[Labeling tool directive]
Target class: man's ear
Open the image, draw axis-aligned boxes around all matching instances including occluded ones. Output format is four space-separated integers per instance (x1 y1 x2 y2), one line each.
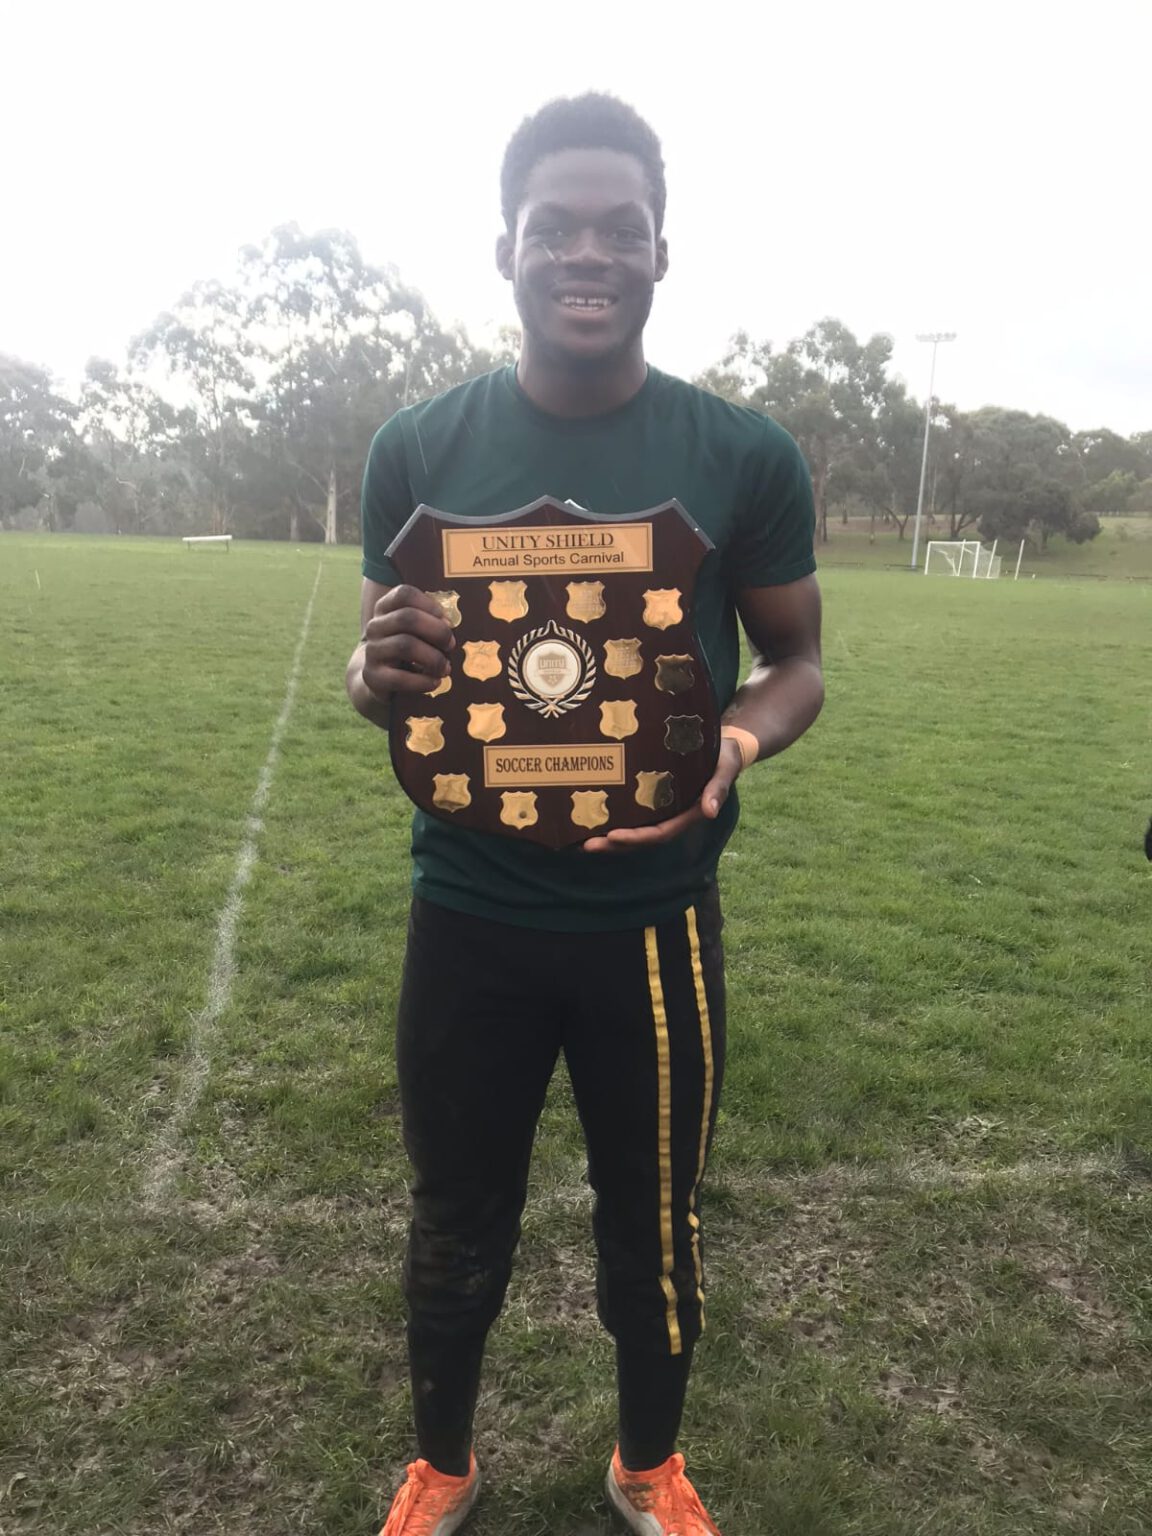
496 231 514 281
655 236 669 283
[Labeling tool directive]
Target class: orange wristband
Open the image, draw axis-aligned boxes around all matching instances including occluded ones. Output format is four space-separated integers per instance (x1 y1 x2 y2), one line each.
721 725 759 772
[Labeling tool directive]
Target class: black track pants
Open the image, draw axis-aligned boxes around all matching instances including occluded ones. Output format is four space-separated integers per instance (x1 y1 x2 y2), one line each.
396 887 726 1358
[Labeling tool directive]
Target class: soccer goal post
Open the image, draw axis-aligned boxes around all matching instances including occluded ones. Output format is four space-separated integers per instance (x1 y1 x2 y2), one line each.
924 539 1001 578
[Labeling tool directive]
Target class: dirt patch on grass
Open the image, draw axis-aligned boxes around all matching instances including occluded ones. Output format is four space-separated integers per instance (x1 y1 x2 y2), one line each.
1018 1238 1131 1338
503 1242 600 1338
725 1187 879 1352
876 1367 964 1415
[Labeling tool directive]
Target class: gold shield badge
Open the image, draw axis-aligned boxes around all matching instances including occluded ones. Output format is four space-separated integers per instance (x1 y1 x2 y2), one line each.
565 581 607 623
467 702 506 743
427 671 452 698
604 638 643 680
635 770 676 811
642 589 683 630
500 791 539 829
664 715 704 754
432 773 471 813
571 790 610 829
489 580 529 622
428 590 462 628
599 700 639 740
655 654 694 694
462 640 502 681
405 717 445 756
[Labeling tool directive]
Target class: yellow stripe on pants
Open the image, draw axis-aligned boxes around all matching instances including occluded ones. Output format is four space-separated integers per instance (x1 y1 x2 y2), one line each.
645 925 682 1355
685 906 715 1321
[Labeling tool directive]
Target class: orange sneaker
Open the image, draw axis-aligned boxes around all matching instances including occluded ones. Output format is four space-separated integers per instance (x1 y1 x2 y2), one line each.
606 1447 722 1534
378 1453 480 1535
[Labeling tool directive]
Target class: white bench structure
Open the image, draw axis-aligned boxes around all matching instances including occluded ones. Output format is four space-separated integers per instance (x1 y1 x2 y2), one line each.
182 535 232 551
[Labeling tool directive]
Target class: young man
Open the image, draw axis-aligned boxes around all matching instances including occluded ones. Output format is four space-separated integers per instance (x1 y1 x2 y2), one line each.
347 94 823 1536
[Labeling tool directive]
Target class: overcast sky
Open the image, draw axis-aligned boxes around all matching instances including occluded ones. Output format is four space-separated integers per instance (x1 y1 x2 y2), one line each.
5 0 1149 432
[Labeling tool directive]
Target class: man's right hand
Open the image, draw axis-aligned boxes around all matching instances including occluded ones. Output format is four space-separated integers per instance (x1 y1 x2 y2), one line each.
361 584 456 700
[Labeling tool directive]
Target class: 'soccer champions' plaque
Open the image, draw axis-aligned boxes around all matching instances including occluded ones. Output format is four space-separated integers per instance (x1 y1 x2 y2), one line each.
385 498 720 849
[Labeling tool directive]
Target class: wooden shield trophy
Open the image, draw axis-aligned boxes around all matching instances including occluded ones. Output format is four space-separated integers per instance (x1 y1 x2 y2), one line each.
385 498 720 850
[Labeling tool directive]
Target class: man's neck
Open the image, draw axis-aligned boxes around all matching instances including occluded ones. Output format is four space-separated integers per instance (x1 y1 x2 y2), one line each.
516 340 648 419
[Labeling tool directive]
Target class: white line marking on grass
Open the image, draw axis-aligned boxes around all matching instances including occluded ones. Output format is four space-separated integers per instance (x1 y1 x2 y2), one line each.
167 1152 1135 1227
13 1152 1142 1232
142 562 324 1212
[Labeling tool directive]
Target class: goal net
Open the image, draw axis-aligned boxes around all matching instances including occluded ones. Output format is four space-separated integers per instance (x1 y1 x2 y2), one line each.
924 540 1002 579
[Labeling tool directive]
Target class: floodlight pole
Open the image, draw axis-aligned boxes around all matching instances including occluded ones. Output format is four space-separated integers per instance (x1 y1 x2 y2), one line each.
910 332 956 570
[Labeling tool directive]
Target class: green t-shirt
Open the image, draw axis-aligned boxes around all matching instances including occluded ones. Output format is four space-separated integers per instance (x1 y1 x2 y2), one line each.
361 364 815 931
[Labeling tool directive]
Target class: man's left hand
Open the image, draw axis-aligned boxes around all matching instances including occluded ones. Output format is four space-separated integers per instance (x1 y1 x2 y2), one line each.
581 738 744 854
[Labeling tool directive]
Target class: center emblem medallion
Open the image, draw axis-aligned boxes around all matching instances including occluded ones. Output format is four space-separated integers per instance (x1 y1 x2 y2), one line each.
509 619 596 718
523 638 581 699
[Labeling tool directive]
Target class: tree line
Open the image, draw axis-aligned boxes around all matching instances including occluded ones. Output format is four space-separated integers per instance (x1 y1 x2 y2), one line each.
3 226 1151 551
701 324 1152 551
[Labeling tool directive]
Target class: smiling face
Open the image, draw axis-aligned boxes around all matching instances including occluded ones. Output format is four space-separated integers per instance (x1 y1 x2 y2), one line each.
497 147 668 369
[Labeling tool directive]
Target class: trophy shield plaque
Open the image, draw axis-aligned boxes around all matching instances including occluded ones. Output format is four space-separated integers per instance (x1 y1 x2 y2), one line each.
385 497 720 850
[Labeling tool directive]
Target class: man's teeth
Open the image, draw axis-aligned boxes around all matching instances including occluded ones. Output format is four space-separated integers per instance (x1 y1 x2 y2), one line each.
558 295 614 308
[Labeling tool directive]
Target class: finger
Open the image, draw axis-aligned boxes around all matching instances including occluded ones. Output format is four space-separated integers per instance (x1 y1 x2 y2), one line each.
582 804 705 853
366 633 452 677
363 663 448 697
373 584 447 620
701 741 745 816
700 770 735 818
366 606 456 653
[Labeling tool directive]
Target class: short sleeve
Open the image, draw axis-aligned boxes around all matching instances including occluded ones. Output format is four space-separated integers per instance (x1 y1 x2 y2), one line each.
731 420 817 587
361 413 415 585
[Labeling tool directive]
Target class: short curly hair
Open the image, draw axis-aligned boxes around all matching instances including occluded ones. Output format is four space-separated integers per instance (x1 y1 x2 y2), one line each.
500 93 666 235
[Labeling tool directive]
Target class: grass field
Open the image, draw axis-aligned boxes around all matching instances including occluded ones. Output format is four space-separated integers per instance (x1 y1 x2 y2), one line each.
819 514 1152 581
2 533 1151 1536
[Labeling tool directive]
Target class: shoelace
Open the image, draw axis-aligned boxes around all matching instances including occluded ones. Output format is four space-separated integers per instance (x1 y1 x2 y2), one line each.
383 1461 466 1535
619 1454 720 1535
382 1464 426 1534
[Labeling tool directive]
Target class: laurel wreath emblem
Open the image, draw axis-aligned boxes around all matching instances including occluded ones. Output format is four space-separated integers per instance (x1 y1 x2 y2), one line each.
508 619 597 718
